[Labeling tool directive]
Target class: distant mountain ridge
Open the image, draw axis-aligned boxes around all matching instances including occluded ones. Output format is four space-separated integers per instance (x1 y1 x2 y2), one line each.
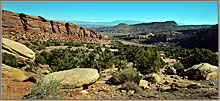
56 20 146 28
57 20 214 28
131 21 178 26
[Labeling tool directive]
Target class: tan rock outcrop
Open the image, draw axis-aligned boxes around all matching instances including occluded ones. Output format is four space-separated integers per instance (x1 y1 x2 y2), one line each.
2 64 28 81
185 63 218 80
2 38 35 62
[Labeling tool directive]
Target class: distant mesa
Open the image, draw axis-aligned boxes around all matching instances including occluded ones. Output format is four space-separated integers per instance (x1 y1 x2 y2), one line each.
95 20 212 34
132 21 178 26
115 23 129 27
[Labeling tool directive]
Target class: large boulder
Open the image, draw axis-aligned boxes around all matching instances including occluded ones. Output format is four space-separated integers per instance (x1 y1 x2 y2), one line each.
185 63 218 80
2 64 28 81
40 68 100 88
2 38 35 62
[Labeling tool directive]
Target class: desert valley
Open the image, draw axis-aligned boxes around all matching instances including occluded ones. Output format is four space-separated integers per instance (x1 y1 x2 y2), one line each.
1 9 219 100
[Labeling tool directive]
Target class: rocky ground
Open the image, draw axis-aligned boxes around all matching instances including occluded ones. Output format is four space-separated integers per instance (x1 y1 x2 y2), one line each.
59 67 218 99
2 62 218 100
2 78 36 99
1 38 218 100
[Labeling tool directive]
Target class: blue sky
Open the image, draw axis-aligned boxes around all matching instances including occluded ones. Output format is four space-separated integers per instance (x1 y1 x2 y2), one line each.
2 2 218 25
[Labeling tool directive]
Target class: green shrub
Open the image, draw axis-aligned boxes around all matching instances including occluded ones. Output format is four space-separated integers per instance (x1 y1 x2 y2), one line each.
112 67 143 84
113 58 127 70
98 48 115 69
72 42 83 47
22 79 63 99
2 53 19 67
25 62 40 73
24 42 30 47
42 40 54 47
34 43 165 74
53 41 62 46
79 47 115 72
32 41 39 45
87 43 97 49
67 45 72 48
179 48 218 68
121 46 165 75
64 41 84 47
36 45 46 50
35 56 46 64
36 49 79 72
162 48 218 68
80 52 101 72
50 56 79 72
30 45 37 51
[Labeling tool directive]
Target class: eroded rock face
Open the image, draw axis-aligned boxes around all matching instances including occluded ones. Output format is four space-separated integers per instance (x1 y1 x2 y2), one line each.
2 64 28 81
2 10 23 29
185 63 218 80
18 13 53 33
2 38 35 62
40 68 100 88
2 10 105 41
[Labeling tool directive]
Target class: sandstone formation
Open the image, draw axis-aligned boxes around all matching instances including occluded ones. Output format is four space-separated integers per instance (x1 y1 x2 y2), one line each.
40 68 100 88
2 64 28 81
2 38 35 62
184 63 218 80
2 10 106 41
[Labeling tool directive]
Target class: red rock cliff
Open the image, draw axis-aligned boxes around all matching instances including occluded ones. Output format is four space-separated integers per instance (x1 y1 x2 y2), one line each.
2 10 106 42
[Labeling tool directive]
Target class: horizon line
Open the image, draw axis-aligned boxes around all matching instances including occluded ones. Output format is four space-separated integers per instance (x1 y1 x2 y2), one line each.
3 9 218 26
